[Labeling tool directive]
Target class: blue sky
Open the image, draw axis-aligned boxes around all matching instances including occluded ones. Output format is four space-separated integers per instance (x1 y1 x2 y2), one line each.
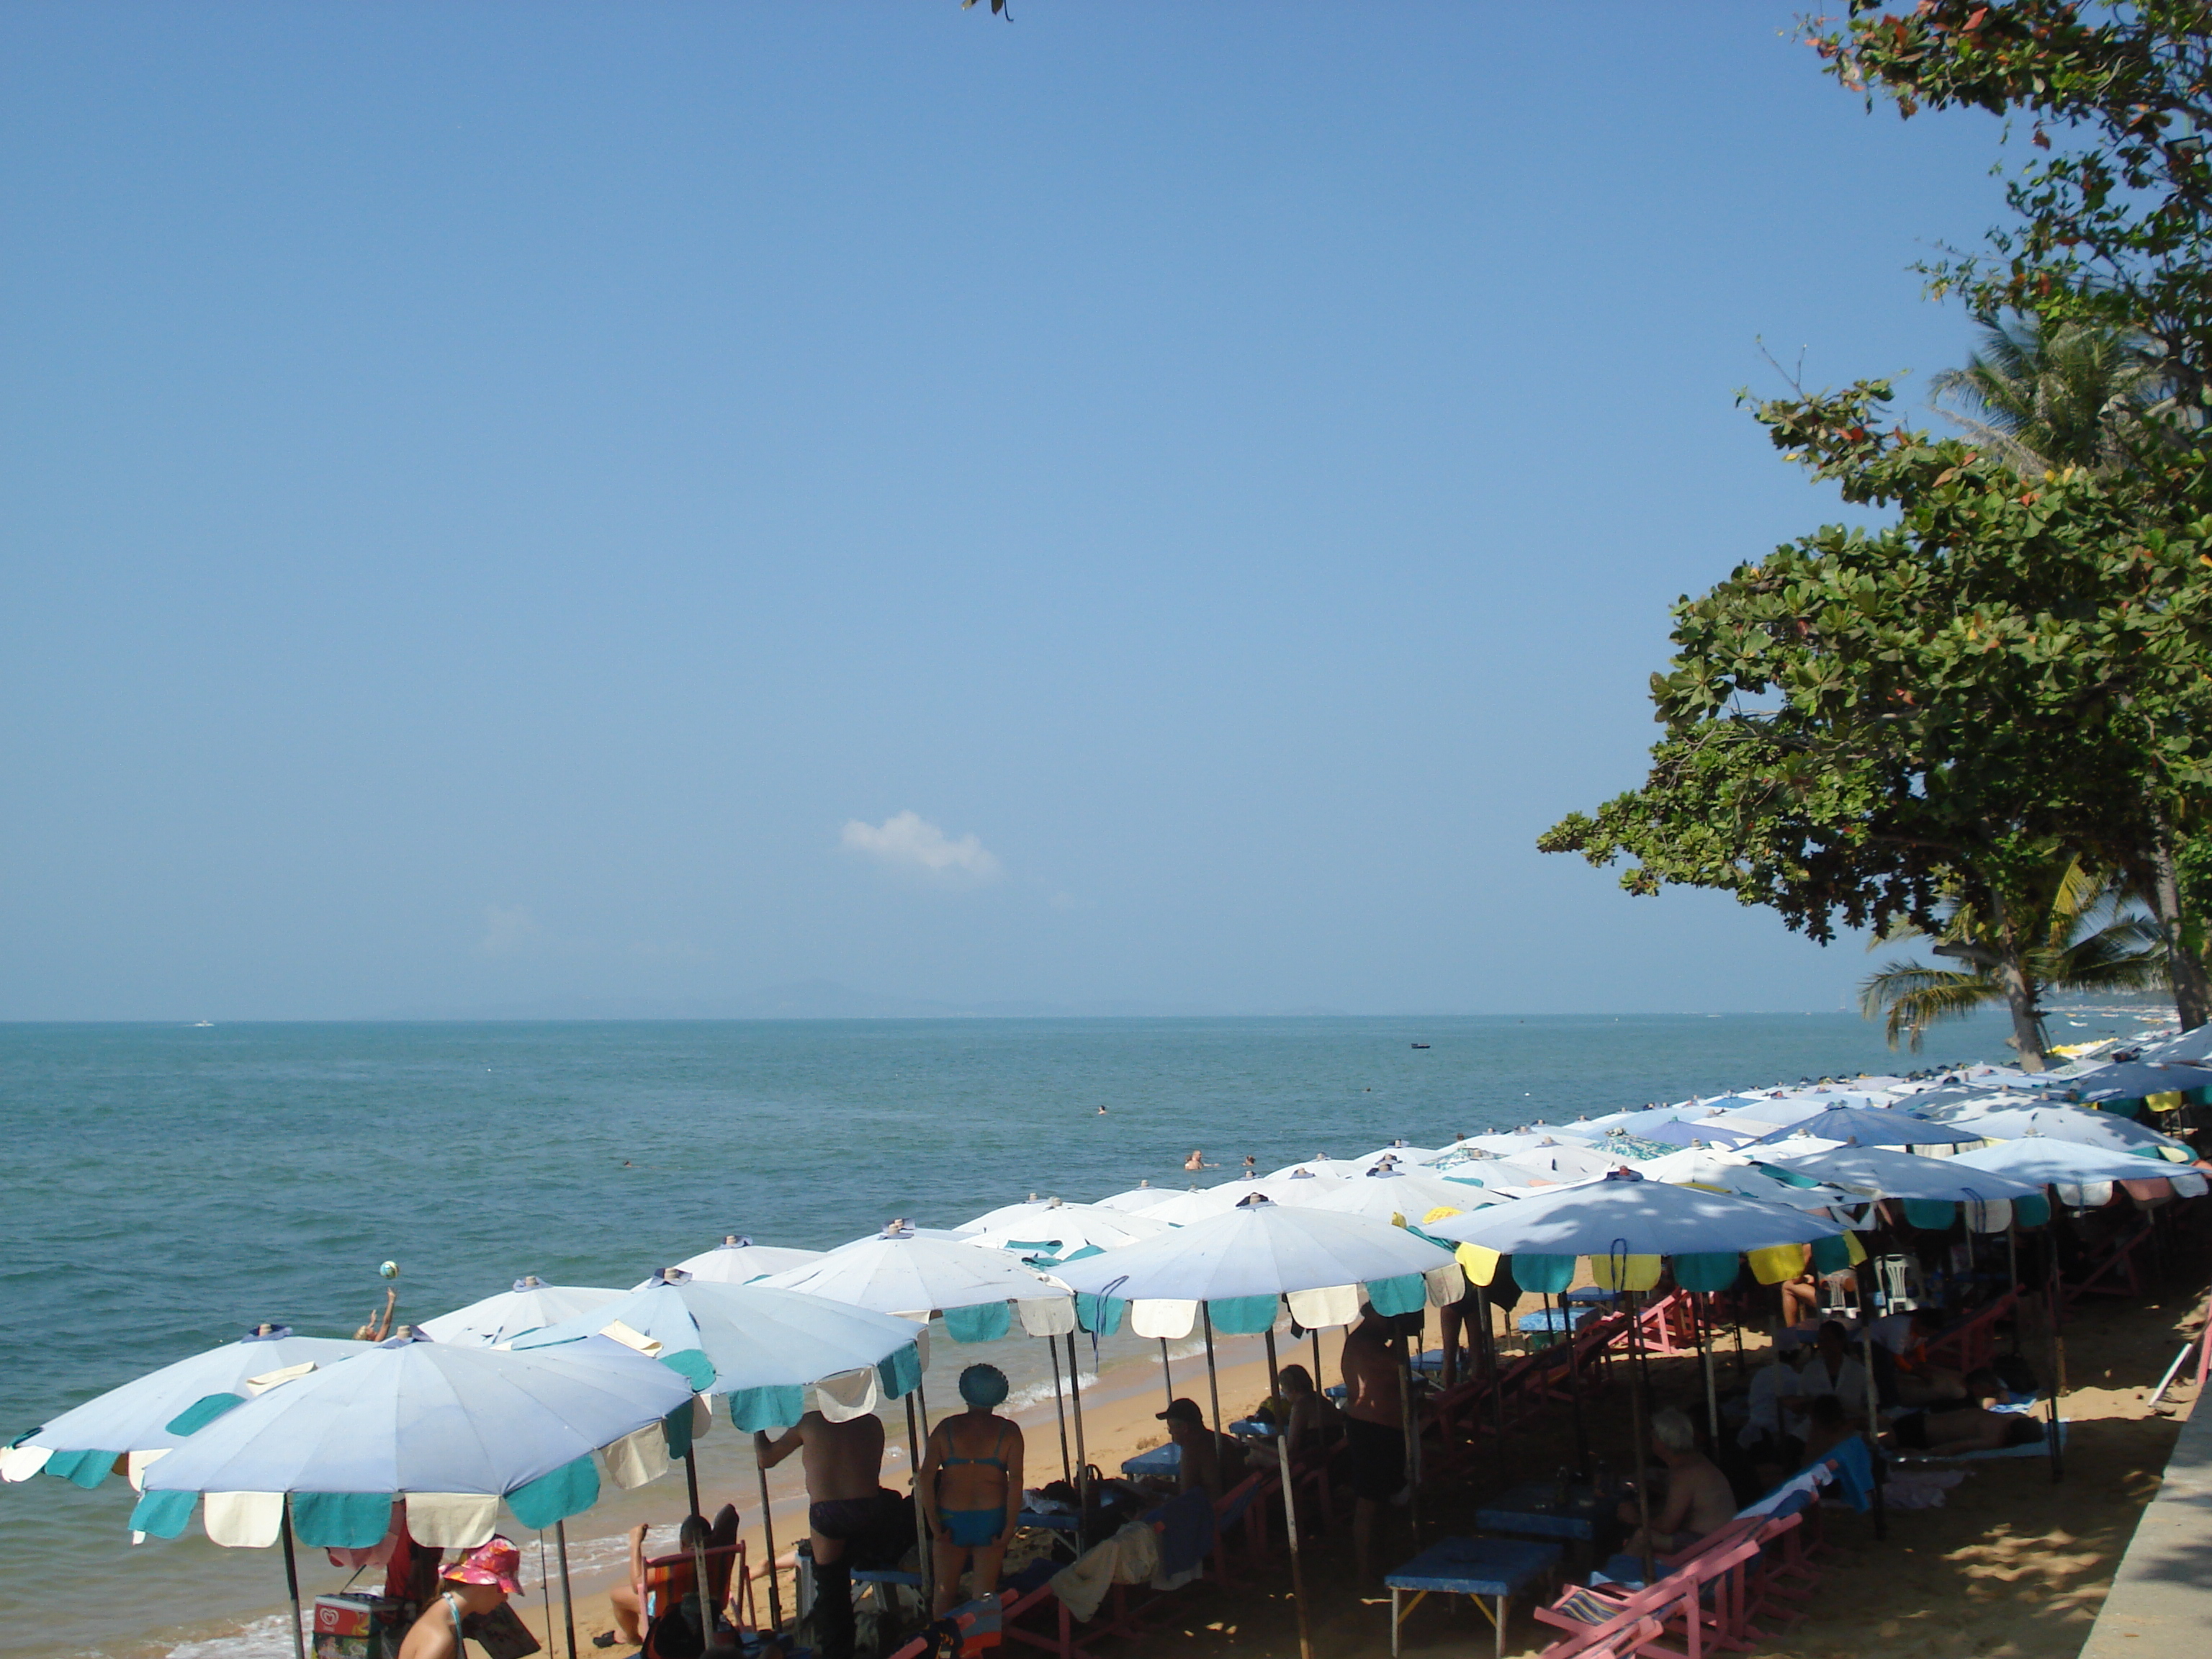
1 4 2026 1019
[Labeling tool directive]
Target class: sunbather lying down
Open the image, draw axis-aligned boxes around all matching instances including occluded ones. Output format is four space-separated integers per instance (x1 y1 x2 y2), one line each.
1884 1369 2044 1455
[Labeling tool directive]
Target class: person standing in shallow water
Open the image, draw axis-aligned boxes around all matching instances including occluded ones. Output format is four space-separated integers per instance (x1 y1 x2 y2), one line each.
918 1364 1026 1617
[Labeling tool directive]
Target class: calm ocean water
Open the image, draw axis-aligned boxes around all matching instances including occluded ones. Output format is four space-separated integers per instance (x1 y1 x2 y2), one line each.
0 1010 2054 1657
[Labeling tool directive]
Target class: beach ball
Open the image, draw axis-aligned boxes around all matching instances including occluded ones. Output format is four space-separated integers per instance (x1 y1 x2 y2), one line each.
379 1260 400 1280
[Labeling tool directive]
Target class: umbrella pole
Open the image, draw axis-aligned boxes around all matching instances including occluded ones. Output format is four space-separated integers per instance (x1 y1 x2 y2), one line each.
1310 1326 1324 1390
1065 1331 1092 1538
1159 1338 1174 1411
2009 1224 2023 1354
1486 1300 1509 1485
1046 1339 1071 1483
537 1534 555 1655
2047 1251 2068 1484
755 1443 783 1632
1201 1305 1224 1437
1862 1316 1888 1542
1552 1291 1591 1480
1625 1290 1655 1585
556 1520 579 1659
1398 1333 1420 1541
1263 1327 1314 1659
682 1452 716 1643
905 1390 936 1619
1699 1294 1721 1447
279 1498 307 1659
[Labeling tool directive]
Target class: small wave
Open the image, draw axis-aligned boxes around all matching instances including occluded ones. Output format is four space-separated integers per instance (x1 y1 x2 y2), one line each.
1004 1371 1098 1413
167 1611 301 1659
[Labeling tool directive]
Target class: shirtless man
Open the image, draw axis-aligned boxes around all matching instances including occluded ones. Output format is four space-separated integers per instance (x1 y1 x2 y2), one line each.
1184 1149 1216 1172
1885 1370 2045 1455
1617 1410 1735 1557
757 1412 894 1659
1339 1311 1407 1584
395 1538 520 1659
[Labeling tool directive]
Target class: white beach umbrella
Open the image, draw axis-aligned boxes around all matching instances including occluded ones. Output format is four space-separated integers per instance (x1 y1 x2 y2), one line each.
1632 1148 1860 1214
1094 1180 1175 1213
1263 1154 1364 1180
1931 1103 2194 1161
1948 1135 2208 1200
1053 1193 1455 1305
1 1327 365 1489
135 1328 700 1659
1346 1143 1438 1172
1192 1168 1353 1214
1122 1184 1224 1225
1421 1169 1844 1259
757 1224 1065 1328
419 1278 626 1347
1303 1166 1503 1226
958 1202 1172 1259
136 1334 694 1540
1757 1143 2044 1205
1745 1107 1985 1150
662 1236 826 1285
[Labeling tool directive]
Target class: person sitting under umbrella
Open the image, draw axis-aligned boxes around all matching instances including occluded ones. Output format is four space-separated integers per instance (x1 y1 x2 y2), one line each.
919 1364 1026 1618
1145 1398 1247 1503
396 1537 521 1659
1616 1410 1735 1557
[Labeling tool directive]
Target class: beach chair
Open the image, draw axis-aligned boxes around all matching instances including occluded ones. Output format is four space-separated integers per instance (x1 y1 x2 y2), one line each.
2063 1216 2154 1308
1920 1289 2013 1375
639 1541 751 1659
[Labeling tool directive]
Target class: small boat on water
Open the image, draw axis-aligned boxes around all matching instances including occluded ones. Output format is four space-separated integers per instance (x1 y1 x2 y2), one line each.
1411 1042 1431 1050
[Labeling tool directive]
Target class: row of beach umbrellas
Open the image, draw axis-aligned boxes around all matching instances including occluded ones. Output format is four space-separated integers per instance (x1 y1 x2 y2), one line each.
6 1074 2204 1659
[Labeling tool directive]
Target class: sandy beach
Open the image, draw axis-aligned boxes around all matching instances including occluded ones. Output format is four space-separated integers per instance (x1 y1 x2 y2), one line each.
526 1274 2204 1659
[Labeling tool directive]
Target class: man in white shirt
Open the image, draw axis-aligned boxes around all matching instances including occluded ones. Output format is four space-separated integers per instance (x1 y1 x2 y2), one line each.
1791 1321 1871 1429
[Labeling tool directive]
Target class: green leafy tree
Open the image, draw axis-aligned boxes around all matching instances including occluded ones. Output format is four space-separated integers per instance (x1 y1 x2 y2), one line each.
1928 312 2172 474
1861 855 2164 1054
1539 382 2212 1065
1808 3 2212 433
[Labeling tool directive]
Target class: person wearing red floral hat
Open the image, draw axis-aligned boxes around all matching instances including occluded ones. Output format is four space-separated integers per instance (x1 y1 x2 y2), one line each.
396 1535 522 1659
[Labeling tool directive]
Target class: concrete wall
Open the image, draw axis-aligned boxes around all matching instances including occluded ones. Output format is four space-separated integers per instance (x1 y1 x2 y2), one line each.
2078 1385 2211 1657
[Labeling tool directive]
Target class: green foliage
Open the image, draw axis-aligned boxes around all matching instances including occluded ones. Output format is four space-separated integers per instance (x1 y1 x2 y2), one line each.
1540 381 2212 936
1860 856 2164 1051
1540 381 2212 1064
1928 313 2174 473
1807 3 2212 435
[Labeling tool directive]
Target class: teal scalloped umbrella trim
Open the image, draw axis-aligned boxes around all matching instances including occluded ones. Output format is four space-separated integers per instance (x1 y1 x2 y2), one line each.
42 1447 115 1489
876 1343 922 1402
1205 1295 1279 1336
941 1302 1012 1344
292 1491 395 1550
128 1488 198 1538
727 1385 806 1432
508 1455 601 1531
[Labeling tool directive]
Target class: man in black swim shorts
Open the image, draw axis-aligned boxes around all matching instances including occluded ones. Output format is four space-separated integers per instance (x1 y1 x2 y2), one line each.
758 1411 905 1659
1339 1310 1408 1584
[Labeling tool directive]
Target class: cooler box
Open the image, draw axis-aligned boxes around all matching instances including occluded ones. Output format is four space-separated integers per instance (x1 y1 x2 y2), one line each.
313 1593 406 1659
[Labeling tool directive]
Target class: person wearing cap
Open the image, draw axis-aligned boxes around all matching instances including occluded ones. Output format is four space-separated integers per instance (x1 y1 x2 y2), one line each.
917 1364 1025 1618
395 1536 521 1659
1151 1398 1245 1503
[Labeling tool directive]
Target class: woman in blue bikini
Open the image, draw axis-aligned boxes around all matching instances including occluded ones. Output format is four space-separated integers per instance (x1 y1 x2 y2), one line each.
918 1364 1027 1617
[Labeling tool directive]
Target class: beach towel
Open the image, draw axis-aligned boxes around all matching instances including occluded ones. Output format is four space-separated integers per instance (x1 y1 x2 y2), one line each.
1897 1422 2067 1462
1047 1521 1159 1622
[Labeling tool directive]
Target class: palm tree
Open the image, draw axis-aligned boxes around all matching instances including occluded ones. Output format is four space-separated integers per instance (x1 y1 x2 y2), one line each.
1861 858 2166 1068
1927 313 2173 475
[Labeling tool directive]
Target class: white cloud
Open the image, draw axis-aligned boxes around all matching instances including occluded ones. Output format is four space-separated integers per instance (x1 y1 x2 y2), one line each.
840 811 1002 884
477 904 544 957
